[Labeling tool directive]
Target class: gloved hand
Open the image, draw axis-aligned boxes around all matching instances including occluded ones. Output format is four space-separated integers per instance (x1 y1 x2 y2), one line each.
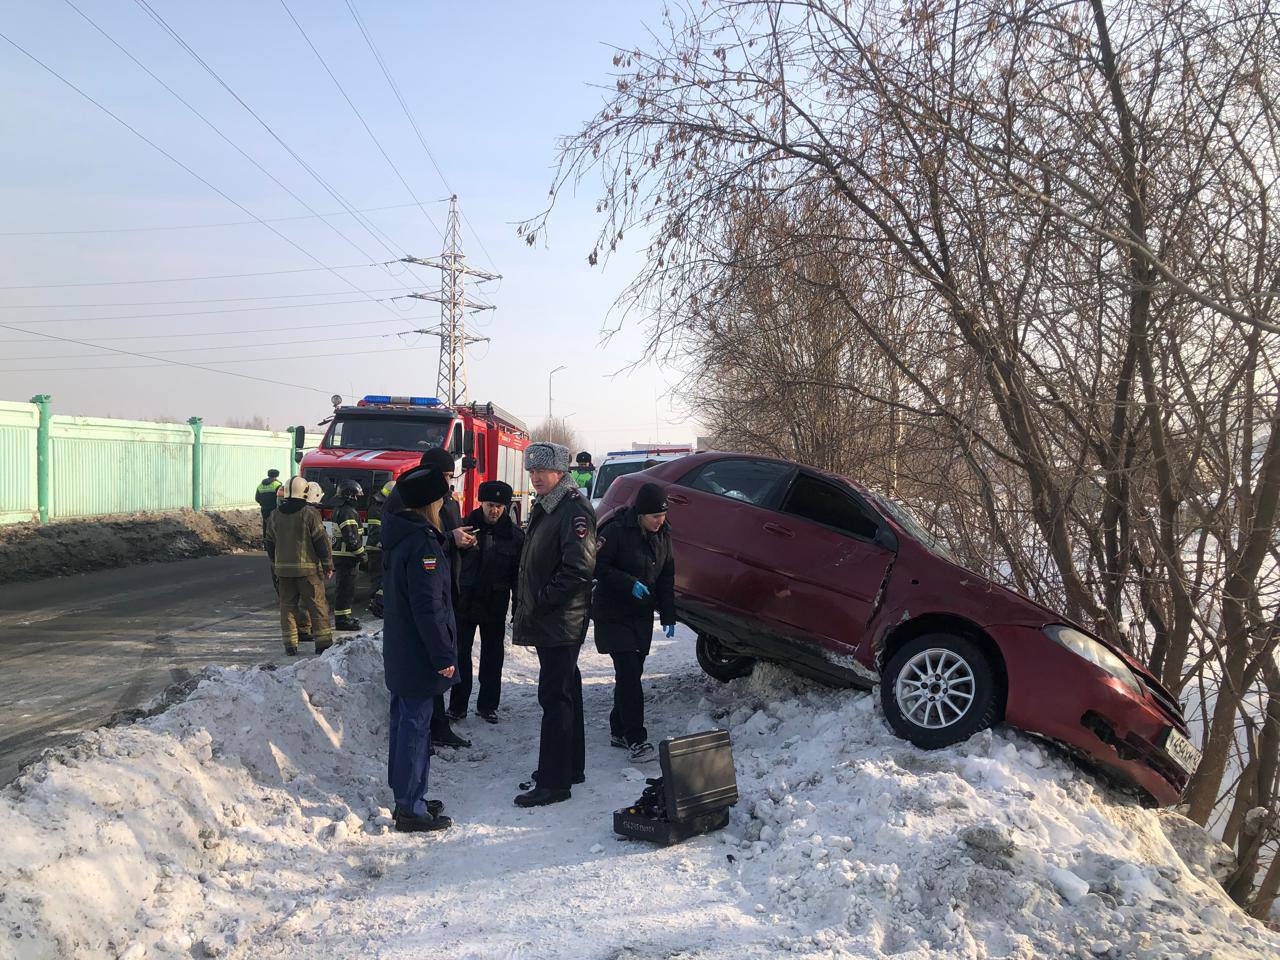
663 624 676 638
631 581 651 600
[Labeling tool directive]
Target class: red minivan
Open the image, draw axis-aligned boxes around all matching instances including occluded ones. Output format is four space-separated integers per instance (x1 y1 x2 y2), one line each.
598 452 1200 805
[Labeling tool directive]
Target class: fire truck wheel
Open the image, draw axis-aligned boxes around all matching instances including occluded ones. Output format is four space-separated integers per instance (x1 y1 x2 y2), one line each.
696 634 755 682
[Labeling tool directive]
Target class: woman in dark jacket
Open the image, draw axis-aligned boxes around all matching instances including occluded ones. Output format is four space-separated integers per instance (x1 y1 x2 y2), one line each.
381 466 458 833
592 482 676 763
448 480 525 722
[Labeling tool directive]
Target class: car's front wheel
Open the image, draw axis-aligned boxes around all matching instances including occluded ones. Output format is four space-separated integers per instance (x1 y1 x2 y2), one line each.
880 633 999 749
696 633 755 682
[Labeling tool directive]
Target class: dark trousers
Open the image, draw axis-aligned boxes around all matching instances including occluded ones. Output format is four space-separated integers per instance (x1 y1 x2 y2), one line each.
387 694 434 817
449 619 506 715
609 651 648 746
367 548 383 593
333 556 360 617
535 645 585 790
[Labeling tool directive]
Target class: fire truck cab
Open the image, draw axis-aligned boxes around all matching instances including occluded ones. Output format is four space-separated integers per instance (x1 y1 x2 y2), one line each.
300 395 530 522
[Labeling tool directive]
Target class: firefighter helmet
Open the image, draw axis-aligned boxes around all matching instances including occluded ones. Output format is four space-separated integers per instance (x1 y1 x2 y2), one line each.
337 479 363 501
285 476 309 500
304 481 324 505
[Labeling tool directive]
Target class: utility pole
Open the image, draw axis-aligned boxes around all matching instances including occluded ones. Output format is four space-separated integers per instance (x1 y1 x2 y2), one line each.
400 195 499 405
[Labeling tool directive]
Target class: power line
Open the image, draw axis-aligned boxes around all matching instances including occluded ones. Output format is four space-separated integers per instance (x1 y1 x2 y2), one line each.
345 0 499 270
0 201 431 238
0 28 400 316
0 315 433 343
2 328 431 363
0 286 417 309
278 0 442 244
10 342 435 373
4 296 411 326
0 262 392 291
132 0 441 273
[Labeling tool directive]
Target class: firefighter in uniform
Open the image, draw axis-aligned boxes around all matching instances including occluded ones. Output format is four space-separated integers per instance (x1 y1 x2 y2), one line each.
255 468 283 539
365 482 390 618
265 476 334 655
513 441 597 807
331 479 366 632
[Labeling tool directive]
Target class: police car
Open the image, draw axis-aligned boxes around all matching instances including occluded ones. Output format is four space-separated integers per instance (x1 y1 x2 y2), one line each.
588 448 693 510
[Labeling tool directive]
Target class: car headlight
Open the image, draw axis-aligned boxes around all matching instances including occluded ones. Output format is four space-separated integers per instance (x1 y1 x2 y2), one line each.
1043 625 1144 699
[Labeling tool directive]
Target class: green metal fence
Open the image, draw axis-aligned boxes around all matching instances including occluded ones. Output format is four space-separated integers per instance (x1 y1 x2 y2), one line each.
0 395 305 524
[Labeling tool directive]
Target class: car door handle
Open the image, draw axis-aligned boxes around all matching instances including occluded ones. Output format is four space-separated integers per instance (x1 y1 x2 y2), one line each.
763 522 794 538
667 493 689 505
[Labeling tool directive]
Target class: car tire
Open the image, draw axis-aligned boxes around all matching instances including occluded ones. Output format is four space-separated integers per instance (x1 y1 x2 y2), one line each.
696 634 754 682
880 633 999 749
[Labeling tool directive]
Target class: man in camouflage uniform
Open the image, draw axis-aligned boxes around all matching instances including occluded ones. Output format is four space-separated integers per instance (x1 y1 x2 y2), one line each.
265 476 334 655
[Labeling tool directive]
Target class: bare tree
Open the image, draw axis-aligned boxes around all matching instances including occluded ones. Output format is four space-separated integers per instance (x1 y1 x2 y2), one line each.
532 416 582 452
532 0 1280 914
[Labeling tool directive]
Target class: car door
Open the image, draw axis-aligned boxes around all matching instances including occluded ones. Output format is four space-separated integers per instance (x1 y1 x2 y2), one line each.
748 471 894 657
665 458 795 630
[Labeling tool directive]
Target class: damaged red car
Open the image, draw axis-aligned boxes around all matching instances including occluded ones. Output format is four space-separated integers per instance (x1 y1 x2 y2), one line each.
598 451 1200 806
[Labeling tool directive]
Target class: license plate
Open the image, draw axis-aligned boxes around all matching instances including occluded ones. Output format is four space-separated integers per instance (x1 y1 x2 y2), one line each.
1162 728 1202 776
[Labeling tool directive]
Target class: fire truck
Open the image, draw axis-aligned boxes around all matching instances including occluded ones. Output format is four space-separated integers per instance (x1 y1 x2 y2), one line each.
298 395 531 522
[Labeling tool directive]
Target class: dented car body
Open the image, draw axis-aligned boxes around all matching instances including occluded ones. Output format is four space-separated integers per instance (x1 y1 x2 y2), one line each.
599 451 1198 805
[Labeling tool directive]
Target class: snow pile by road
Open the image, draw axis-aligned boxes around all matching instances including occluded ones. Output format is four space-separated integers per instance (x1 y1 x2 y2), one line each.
2 626 1276 960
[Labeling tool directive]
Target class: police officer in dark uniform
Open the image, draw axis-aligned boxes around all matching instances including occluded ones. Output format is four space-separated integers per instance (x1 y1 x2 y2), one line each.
448 479 524 723
513 441 597 807
331 479 365 632
380 447 476 749
592 481 676 763
255 468 283 540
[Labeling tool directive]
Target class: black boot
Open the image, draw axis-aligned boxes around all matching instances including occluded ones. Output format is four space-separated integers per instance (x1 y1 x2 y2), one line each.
366 593 384 618
514 786 571 808
433 724 471 749
394 811 452 833
394 800 443 820
335 614 362 632
519 769 585 791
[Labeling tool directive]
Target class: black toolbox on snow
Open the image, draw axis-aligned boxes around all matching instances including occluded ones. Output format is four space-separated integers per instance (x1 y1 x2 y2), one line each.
613 729 738 845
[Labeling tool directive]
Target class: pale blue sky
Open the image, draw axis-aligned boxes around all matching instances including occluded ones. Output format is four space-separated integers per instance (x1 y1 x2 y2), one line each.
0 0 698 453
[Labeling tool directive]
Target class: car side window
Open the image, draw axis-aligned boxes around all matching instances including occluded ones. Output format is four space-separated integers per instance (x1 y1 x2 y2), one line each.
680 459 793 508
781 473 880 540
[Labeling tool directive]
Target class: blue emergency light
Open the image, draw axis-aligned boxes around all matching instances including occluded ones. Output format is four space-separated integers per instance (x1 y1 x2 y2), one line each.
360 395 441 407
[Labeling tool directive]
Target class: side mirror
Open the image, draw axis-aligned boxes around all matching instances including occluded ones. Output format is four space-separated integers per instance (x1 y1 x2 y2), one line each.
294 450 304 464
449 423 464 456
463 430 475 456
461 456 478 472
874 526 899 551
293 425 306 448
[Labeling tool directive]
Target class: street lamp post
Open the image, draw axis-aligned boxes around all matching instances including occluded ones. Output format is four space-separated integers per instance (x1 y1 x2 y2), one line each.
548 364 566 422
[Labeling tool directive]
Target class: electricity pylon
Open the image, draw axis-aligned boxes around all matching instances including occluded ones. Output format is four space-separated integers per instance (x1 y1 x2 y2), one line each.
400 195 499 405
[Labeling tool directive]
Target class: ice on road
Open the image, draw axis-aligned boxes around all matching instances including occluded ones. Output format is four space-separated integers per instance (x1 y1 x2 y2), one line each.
2 624 1276 960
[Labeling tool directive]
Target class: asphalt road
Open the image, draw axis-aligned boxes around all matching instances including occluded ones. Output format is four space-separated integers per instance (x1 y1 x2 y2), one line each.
0 553 302 785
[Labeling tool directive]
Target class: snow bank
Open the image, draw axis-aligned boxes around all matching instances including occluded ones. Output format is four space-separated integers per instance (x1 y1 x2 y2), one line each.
2 630 1276 960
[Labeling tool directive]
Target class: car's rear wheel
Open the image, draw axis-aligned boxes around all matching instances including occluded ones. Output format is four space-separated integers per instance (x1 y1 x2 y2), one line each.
880 633 998 749
696 634 755 682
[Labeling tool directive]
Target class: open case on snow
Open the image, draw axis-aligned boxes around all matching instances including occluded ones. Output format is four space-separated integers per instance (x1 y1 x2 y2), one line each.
613 729 738 845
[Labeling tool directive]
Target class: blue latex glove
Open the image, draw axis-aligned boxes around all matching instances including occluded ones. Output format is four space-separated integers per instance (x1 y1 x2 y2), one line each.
663 624 676 638
631 581 651 600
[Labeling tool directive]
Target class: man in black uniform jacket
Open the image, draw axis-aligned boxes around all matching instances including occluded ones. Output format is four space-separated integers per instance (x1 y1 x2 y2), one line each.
592 481 676 764
513 441 597 807
448 480 524 723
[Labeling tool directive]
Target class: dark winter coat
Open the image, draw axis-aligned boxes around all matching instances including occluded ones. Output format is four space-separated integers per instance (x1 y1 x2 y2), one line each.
265 499 333 577
457 507 524 624
255 477 282 517
380 507 458 699
385 482 464 596
592 506 676 655
513 479 597 649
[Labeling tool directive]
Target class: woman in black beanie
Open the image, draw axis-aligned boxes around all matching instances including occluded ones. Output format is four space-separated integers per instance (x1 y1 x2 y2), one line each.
379 466 458 832
591 481 677 763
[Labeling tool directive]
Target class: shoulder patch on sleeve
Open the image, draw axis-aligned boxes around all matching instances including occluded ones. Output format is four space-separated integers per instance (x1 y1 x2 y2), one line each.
572 515 589 539
422 556 438 572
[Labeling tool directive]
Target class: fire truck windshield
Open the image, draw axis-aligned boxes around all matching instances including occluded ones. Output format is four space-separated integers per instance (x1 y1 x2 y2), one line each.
324 414 451 453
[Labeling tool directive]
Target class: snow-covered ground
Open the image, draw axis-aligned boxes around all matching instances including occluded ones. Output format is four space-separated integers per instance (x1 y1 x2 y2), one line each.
2 624 1277 960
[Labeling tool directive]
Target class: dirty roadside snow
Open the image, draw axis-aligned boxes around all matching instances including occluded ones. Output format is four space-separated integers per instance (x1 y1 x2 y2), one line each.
1 627 1275 960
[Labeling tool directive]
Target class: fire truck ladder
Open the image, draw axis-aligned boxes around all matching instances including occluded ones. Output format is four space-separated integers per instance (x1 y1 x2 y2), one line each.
400 195 500 405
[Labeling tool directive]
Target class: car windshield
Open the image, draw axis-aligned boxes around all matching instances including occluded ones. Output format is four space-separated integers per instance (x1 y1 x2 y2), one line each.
594 460 659 499
325 415 450 452
868 490 956 561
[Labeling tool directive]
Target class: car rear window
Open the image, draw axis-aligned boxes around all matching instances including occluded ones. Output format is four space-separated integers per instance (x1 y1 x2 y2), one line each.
680 459 793 507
